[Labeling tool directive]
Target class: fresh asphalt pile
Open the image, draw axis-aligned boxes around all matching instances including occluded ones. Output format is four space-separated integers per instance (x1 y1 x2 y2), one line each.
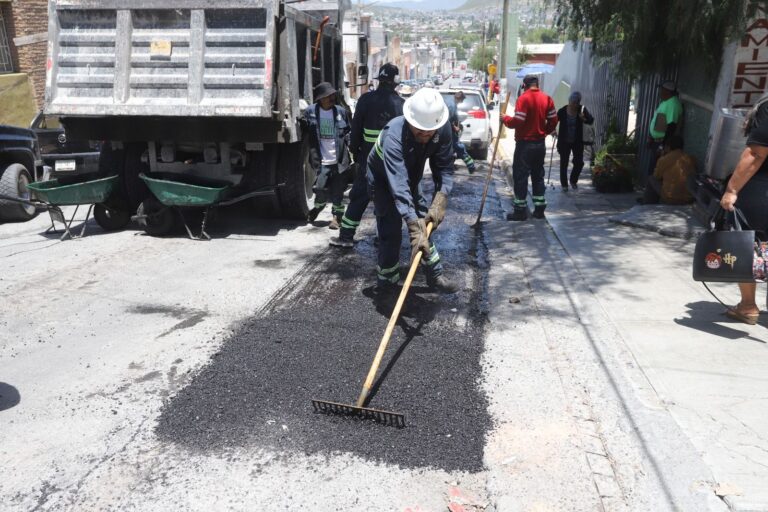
156 172 499 472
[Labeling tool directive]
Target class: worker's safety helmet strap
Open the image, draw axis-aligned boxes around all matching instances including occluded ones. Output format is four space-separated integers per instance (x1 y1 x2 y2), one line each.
403 88 449 132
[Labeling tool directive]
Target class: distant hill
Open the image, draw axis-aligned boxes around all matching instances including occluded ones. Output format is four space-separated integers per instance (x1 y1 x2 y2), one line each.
454 0 500 11
375 0 466 11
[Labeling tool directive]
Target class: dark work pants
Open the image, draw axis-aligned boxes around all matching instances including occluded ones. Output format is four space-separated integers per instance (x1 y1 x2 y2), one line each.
453 133 475 170
313 164 346 218
641 175 662 204
512 139 547 212
339 153 372 239
371 179 443 284
558 142 584 187
648 141 664 175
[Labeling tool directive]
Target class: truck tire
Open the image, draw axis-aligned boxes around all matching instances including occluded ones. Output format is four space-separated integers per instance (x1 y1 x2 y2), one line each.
277 137 314 220
93 203 131 231
0 163 36 222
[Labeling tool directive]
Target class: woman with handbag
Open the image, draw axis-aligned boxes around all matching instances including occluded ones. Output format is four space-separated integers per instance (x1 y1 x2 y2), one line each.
719 95 768 324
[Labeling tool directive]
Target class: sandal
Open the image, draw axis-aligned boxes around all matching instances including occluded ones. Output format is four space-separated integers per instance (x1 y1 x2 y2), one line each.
725 307 759 325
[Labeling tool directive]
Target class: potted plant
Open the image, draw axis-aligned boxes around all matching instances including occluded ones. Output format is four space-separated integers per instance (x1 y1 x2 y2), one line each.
591 130 638 193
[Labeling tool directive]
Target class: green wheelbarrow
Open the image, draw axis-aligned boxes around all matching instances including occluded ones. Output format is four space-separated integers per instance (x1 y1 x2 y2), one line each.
24 175 129 240
134 174 275 240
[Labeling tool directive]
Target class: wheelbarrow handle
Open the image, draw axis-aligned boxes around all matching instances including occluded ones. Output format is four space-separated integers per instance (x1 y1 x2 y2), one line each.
0 193 44 209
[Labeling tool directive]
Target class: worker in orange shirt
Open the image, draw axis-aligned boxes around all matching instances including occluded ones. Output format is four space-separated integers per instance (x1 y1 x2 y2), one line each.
501 75 558 220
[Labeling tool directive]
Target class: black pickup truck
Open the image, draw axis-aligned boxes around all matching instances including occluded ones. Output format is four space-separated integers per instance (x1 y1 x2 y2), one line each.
30 112 101 182
0 125 44 222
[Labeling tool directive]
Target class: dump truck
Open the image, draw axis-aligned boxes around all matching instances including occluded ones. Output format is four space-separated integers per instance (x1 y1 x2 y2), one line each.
43 0 350 231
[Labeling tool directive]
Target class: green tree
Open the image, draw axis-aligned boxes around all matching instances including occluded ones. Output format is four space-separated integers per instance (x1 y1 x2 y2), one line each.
522 27 563 44
469 45 497 72
553 0 763 76
517 46 532 64
486 21 499 40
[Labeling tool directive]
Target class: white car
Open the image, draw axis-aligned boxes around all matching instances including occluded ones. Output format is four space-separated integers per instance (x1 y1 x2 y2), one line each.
440 89 492 160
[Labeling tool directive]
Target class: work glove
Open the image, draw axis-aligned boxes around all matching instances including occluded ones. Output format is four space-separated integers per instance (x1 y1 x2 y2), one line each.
425 191 448 229
407 218 430 263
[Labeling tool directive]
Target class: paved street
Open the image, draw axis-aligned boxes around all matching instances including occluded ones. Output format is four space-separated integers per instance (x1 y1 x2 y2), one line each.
1 138 767 510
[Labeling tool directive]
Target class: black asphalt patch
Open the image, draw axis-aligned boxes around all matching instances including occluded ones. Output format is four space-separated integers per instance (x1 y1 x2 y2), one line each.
156 172 499 472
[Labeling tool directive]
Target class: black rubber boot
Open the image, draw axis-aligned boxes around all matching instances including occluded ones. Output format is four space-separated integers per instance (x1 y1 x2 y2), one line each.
307 206 322 223
532 205 546 219
374 279 401 297
506 209 528 221
426 274 459 294
329 234 354 248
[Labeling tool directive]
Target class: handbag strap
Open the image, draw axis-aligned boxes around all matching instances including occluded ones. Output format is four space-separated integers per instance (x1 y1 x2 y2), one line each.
731 207 751 231
701 282 730 308
710 206 751 232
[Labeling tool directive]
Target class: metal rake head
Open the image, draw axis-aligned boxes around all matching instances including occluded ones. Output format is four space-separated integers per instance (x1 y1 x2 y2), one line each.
311 399 405 428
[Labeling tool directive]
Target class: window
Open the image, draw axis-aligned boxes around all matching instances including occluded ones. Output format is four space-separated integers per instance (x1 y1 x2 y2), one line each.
455 93 484 112
440 91 485 112
0 8 13 74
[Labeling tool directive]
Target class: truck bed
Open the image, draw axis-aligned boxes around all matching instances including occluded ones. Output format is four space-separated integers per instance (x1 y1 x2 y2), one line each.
45 0 278 118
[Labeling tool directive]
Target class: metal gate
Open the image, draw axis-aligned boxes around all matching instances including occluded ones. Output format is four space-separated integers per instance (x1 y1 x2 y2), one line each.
0 7 13 74
543 42 633 152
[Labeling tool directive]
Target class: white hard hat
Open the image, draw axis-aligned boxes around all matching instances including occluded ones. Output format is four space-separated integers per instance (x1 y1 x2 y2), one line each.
403 88 449 131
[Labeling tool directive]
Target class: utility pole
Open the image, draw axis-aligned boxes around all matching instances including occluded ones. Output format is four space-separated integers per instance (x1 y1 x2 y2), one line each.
481 20 486 75
499 0 509 80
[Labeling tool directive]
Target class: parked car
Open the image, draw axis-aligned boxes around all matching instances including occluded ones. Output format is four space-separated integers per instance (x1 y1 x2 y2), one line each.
0 125 46 222
439 89 493 160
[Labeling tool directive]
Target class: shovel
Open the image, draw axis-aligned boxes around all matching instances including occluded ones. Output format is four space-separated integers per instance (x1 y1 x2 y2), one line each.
473 91 512 228
311 222 436 428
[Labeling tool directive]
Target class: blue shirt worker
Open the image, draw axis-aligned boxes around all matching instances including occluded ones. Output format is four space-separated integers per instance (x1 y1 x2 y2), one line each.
446 91 477 174
305 82 352 228
367 88 458 294
330 63 404 248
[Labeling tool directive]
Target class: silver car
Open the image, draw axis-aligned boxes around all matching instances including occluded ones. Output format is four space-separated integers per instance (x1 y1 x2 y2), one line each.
440 89 493 160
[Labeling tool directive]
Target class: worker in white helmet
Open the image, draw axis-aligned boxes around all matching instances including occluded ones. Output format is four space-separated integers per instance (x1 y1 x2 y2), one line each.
366 88 458 294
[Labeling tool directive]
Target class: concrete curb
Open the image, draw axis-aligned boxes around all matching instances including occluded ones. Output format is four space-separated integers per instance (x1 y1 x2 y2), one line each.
608 205 706 240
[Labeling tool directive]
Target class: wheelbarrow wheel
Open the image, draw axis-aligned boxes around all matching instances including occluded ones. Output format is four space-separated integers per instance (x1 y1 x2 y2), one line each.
94 204 131 231
137 198 174 236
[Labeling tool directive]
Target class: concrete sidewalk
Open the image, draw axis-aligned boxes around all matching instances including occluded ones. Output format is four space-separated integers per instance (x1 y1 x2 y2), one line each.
485 133 768 511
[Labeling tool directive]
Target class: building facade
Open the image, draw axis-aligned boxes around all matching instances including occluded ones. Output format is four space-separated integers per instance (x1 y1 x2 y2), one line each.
0 0 48 125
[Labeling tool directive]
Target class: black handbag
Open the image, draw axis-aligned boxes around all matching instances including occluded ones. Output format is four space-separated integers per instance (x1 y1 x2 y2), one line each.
693 207 756 283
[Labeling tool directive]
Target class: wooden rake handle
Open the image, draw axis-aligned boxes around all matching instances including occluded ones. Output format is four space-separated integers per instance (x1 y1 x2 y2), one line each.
356 221 435 407
474 91 512 226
